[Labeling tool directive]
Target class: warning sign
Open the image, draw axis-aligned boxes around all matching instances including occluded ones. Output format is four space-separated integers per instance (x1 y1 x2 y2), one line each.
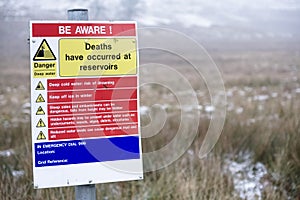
33 39 56 61
35 81 45 90
59 38 137 76
36 106 45 115
36 119 46 127
37 131 46 140
36 94 45 103
30 21 142 189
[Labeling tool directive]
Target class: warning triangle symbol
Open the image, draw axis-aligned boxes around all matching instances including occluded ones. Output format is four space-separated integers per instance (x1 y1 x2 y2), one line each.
36 106 45 115
35 81 45 90
37 131 46 140
33 39 56 61
36 118 46 127
36 94 45 103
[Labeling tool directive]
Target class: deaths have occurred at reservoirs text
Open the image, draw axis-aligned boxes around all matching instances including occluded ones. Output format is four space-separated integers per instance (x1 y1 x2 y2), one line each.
59 38 137 76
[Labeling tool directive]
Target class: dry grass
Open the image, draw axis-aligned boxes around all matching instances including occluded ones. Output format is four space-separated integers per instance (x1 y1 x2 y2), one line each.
0 49 300 199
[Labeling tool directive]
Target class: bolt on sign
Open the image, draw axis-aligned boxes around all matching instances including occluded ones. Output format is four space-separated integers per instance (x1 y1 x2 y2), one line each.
30 21 143 189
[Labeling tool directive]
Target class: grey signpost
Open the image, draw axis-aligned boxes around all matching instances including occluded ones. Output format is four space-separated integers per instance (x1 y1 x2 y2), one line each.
67 8 97 200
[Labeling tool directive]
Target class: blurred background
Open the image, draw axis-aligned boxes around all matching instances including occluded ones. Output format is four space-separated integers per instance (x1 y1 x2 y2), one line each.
0 0 300 199
1 0 300 64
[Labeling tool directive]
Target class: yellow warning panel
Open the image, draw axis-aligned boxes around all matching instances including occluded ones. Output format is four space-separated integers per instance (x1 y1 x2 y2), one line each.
59 38 137 77
36 106 45 115
35 81 45 90
37 131 46 140
33 39 56 61
33 62 56 78
36 94 45 103
36 119 46 127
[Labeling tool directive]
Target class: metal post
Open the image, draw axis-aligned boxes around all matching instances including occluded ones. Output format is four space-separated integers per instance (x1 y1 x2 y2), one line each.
67 8 96 200
68 9 89 21
75 184 96 200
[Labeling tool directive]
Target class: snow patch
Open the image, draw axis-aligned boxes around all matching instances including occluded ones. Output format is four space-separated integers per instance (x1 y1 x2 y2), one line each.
223 152 272 200
254 95 269 101
12 170 25 178
204 105 215 113
140 106 150 116
0 149 15 157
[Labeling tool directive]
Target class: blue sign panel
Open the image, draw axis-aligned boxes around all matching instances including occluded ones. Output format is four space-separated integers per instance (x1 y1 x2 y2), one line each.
35 136 140 167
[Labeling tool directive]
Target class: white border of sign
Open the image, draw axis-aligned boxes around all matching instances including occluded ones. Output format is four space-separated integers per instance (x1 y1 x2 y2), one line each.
30 21 143 189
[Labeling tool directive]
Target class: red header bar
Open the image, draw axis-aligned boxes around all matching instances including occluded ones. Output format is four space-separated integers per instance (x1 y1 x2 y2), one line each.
48 100 137 116
48 88 137 103
32 23 136 37
47 77 137 91
48 112 138 128
48 123 138 140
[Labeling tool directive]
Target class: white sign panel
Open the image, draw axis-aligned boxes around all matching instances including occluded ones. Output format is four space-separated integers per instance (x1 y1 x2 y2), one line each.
30 21 143 189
